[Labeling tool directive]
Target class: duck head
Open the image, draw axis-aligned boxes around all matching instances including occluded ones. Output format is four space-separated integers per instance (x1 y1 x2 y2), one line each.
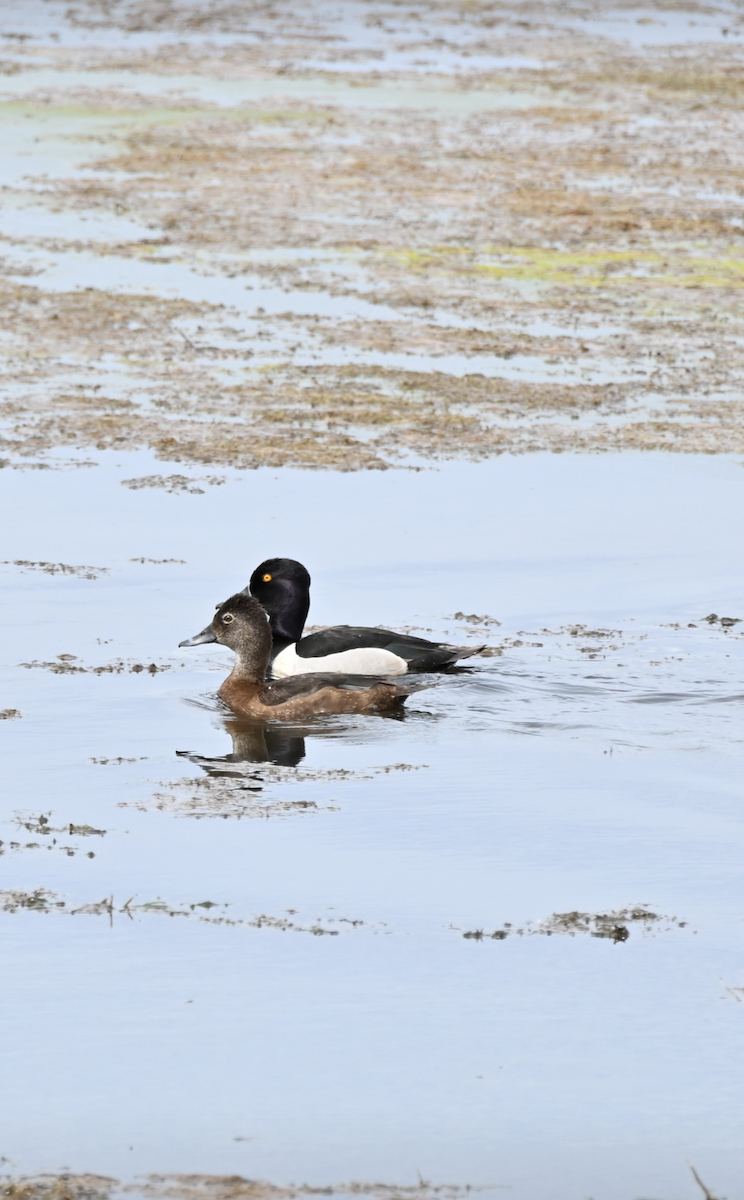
180 592 273 682
249 557 311 649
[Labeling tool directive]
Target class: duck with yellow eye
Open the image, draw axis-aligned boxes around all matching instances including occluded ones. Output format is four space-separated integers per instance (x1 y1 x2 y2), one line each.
248 557 484 678
179 593 427 719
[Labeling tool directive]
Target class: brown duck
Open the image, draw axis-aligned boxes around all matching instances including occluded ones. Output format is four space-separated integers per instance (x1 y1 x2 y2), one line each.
179 592 428 720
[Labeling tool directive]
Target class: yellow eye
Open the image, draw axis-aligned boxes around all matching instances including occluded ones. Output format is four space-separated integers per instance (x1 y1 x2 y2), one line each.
262 573 272 582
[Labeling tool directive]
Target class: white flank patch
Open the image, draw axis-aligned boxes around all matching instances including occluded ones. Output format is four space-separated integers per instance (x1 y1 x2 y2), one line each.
271 643 409 678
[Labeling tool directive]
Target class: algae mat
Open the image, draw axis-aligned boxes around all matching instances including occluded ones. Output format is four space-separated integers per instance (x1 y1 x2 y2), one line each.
1 0 744 469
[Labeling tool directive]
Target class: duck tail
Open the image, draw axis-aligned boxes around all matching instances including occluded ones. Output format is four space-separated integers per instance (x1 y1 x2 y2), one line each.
453 644 487 661
404 644 486 671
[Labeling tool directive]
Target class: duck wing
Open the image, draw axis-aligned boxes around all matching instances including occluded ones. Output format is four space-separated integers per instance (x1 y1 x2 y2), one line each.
259 672 427 707
296 625 483 671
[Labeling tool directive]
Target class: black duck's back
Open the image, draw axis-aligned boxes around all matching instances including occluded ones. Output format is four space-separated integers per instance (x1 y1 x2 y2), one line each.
297 625 479 671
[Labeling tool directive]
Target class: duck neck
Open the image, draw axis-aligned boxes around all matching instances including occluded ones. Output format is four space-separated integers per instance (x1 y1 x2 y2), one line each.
270 584 309 654
227 633 271 684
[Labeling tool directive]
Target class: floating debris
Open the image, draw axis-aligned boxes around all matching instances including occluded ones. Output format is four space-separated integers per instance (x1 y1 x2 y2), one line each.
453 612 502 627
19 657 172 675
121 475 225 494
0 1174 488 1200
1 561 109 579
702 613 741 627
0 889 370 937
132 762 427 820
90 757 147 766
459 907 688 944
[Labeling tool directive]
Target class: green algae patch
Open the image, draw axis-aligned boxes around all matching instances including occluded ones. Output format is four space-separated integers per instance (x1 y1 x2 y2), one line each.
384 245 744 289
475 248 744 291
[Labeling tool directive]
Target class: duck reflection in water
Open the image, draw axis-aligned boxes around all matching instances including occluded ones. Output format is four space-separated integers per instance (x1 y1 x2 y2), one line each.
178 716 311 771
226 719 308 766
230 718 308 767
178 703 410 775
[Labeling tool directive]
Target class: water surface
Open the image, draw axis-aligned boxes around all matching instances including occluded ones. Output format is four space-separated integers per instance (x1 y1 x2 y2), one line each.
1 452 743 1199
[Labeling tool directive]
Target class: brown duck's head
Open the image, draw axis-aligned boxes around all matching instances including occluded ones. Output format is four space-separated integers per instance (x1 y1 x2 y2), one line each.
180 592 272 680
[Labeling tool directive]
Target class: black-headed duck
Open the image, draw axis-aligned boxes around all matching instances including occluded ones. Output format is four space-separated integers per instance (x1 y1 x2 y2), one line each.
179 592 425 719
249 557 484 677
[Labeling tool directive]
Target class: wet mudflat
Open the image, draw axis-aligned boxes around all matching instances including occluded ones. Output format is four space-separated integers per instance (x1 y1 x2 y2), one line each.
1 2 744 1199
3 1 744 470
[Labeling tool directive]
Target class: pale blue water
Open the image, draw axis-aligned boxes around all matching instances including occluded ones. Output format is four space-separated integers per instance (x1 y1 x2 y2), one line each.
1 451 743 1199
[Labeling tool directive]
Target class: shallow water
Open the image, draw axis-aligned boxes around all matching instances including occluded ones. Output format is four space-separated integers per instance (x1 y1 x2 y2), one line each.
570 8 744 48
0 69 561 112
1 451 744 1198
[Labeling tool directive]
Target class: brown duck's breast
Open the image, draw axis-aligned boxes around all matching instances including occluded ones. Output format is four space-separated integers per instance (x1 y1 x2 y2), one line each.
218 677 264 714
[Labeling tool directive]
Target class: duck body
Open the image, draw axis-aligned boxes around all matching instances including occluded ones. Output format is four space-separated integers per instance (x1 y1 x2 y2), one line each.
219 671 415 720
179 592 425 720
249 558 483 677
272 633 426 678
